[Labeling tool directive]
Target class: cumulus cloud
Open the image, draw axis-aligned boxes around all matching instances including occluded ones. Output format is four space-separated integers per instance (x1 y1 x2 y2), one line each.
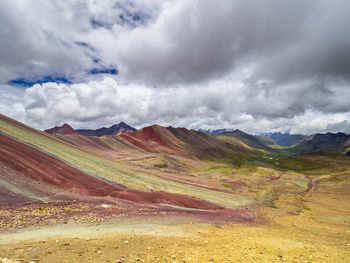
1 0 350 134
0 0 163 82
1 76 346 135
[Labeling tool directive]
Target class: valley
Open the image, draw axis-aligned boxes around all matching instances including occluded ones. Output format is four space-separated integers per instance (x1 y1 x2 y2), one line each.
0 114 349 262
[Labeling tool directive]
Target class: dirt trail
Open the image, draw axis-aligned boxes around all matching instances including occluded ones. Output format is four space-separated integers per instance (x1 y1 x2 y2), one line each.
1 213 349 263
1 218 197 245
303 174 315 192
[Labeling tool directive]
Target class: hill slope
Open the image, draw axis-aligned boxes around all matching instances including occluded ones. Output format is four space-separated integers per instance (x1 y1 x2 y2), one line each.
218 129 272 151
0 114 249 208
118 125 267 160
259 132 306 147
287 132 350 154
255 135 278 146
45 123 140 156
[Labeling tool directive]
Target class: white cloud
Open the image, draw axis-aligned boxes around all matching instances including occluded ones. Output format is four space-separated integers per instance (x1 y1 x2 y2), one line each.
1 76 348 135
1 0 350 134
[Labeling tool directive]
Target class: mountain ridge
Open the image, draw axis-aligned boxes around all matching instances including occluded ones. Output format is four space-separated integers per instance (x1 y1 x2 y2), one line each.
44 123 78 135
37 120 350 157
76 122 136 136
286 132 350 155
258 132 307 147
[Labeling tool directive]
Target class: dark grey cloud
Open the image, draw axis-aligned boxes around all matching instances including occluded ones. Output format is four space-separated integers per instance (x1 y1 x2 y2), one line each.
110 0 350 86
0 0 350 134
0 0 161 83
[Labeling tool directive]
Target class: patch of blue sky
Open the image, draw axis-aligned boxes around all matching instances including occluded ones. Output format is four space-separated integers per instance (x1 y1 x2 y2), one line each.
7 76 72 87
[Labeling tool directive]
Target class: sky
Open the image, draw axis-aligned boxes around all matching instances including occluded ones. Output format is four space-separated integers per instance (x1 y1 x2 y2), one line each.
1 0 350 135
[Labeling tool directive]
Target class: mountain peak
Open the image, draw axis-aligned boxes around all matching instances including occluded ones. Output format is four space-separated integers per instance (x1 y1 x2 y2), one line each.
76 122 136 137
61 123 71 128
45 123 76 135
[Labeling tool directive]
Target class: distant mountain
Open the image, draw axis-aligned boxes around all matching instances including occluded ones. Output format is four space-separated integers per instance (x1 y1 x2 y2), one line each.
119 125 266 159
258 132 306 147
218 129 272 151
76 122 136 137
198 128 272 151
198 129 350 156
287 132 350 155
260 132 291 142
209 129 234 135
278 134 307 147
254 135 278 146
44 123 78 135
198 128 234 135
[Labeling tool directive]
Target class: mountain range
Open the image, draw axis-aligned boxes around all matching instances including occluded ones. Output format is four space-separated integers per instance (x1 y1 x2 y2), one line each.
287 132 350 155
46 122 136 137
257 132 307 147
0 113 349 212
76 122 136 136
200 128 350 155
45 123 350 157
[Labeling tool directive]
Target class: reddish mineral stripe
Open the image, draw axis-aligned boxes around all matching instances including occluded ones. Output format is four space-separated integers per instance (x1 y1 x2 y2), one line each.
0 132 227 210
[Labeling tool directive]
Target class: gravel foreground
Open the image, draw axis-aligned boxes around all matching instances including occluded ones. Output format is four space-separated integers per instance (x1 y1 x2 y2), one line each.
0 195 349 263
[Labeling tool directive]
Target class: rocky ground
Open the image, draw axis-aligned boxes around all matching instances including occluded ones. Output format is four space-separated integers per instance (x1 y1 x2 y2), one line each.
0 188 349 263
0 168 349 263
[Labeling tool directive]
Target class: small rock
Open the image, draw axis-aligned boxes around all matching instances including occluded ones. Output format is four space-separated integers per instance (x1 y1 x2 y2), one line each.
124 240 129 244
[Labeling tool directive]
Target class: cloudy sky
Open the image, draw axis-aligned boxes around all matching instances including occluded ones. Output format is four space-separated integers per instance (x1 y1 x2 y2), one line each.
1 0 350 134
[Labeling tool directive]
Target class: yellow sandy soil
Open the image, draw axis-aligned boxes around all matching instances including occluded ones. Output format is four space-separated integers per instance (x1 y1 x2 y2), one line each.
0 168 349 263
1 191 349 263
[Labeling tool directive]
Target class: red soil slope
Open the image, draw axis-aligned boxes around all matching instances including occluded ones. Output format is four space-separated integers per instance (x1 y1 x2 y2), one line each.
54 133 116 152
46 133 141 159
0 132 225 211
119 125 252 159
44 123 140 156
43 121 258 161
119 125 186 155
